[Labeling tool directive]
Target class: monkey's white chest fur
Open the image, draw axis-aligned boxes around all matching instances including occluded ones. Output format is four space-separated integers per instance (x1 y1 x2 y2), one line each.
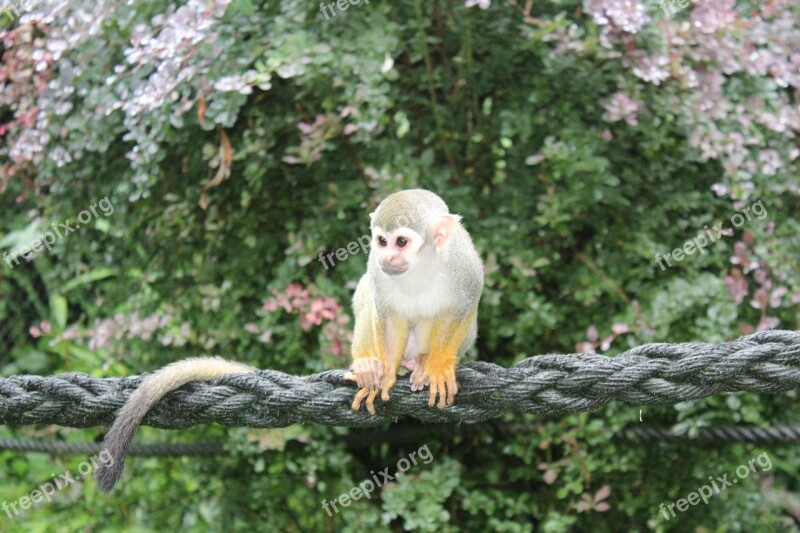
379 269 456 364
378 267 456 320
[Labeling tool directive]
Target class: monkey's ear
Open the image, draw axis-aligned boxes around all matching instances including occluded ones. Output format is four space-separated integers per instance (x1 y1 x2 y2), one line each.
369 211 376 223
431 214 462 248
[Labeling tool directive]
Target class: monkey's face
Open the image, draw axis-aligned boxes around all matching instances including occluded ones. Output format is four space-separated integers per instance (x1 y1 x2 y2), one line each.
371 226 425 276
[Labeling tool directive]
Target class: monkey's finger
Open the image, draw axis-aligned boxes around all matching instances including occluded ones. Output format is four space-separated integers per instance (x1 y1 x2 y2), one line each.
410 376 430 391
380 375 396 401
348 368 366 388
351 387 370 411
438 377 448 409
409 367 429 391
428 377 442 408
446 373 457 407
358 370 374 389
362 369 375 388
369 369 381 390
365 389 379 415
409 371 422 391
369 360 383 388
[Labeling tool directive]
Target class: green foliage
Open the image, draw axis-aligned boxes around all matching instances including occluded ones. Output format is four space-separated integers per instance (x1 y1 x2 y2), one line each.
1 0 799 531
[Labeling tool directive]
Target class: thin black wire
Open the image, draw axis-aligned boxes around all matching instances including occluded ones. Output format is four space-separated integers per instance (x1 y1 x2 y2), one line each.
1 424 799 457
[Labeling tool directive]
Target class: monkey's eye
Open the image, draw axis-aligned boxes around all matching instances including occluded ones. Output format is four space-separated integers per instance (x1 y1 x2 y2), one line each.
396 236 408 248
377 236 387 247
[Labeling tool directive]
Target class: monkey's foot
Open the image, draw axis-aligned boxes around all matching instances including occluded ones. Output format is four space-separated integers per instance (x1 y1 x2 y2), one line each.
401 352 428 372
400 359 417 371
410 355 457 409
409 353 429 391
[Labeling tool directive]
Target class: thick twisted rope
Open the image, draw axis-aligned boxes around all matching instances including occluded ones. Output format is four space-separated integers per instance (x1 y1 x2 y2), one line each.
1 329 798 429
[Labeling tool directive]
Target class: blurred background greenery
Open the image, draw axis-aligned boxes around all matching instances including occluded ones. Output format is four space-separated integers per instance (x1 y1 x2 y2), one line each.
1 0 799 530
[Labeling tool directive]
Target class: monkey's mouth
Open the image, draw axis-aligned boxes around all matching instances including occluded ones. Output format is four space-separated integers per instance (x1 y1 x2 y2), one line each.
381 265 408 275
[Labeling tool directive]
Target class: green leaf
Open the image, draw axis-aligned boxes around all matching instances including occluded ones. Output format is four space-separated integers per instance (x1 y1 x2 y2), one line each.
62 268 117 293
49 293 68 330
65 344 105 369
231 0 255 16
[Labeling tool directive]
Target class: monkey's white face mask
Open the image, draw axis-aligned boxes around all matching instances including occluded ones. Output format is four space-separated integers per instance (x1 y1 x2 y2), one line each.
370 226 425 276
370 214 460 277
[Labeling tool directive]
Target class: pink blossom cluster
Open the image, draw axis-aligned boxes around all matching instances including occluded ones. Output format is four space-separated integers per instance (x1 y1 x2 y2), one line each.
29 311 192 353
724 228 799 333
584 0 800 198
254 283 351 357
577 322 631 353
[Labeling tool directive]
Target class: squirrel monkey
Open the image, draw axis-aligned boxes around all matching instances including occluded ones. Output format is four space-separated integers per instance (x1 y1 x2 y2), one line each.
344 189 484 414
94 189 481 490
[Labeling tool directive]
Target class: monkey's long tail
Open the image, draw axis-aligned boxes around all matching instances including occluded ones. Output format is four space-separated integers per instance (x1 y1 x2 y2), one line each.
93 357 255 492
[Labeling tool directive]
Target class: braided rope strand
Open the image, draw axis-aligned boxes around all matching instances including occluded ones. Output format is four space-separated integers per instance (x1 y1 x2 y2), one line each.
0 330 798 429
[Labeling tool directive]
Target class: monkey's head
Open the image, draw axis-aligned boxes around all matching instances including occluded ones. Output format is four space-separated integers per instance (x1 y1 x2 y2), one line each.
369 189 462 276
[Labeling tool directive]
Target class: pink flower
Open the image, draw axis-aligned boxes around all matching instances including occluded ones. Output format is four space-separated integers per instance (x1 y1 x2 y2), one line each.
584 0 649 34
724 268 748 304
603 91 641 126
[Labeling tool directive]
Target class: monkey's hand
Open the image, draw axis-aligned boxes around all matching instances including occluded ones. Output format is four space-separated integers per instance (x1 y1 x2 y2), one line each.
410 353 457 409
344 357 384 415
344 357 383 389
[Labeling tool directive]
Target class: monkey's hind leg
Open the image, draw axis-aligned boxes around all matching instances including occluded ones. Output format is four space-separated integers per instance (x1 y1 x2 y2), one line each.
410 306 478 409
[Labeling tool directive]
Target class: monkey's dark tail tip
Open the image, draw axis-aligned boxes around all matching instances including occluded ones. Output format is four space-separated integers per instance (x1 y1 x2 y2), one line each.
92 402 143 491
93 447 124 492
